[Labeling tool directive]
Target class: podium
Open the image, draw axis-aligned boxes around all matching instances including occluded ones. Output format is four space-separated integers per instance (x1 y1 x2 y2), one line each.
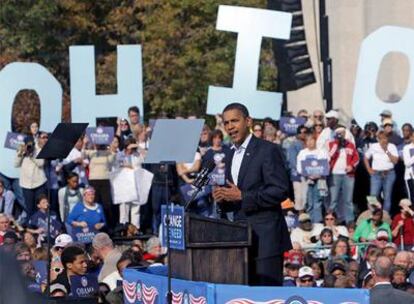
171 213 251 284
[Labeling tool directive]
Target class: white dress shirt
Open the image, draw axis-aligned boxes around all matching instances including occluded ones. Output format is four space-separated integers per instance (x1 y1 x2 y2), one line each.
403 143 414 180
231 134 252 186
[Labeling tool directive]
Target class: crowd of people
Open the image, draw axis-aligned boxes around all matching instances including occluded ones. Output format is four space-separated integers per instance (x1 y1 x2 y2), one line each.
1 105 414 301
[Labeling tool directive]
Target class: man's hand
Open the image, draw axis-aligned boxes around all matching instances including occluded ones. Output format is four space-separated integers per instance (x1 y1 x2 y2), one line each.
95 223 105 230
213 180 242 202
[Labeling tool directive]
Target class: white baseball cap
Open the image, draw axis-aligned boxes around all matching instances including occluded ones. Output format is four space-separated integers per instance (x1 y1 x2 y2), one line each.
325 110 339 119
54 234 73 248
299 266 314 278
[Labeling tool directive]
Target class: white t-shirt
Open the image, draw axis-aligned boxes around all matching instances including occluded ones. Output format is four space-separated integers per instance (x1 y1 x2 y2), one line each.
365 143 398 171
296 148 329 175
403 143 414 180
332 149 347 174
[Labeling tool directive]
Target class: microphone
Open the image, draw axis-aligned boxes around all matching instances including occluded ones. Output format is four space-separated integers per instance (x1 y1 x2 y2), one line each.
192 159 216 189
184 160 216 211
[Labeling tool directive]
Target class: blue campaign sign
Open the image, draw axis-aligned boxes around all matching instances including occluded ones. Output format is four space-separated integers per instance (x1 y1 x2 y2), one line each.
279 116 307 135
32 260 47 285
70 274 99 298
301 159 330 177
161 205 185 251
4 132 26 150
71 226 98 244
86 126 114 145
215 283 369 304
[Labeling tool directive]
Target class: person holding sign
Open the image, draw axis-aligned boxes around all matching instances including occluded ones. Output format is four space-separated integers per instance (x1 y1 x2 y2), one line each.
402 131 414 201
49 246 88 297
212 103 292 286
297 134 330 223
66 187 106 243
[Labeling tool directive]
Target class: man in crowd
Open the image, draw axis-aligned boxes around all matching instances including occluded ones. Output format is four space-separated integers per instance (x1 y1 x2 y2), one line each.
297 266 315 287
370 256 413 303
213 103 292 286
316 110 354 150
0 214 10 245
49 246 88 296
0 180 15 217
92 232 122 290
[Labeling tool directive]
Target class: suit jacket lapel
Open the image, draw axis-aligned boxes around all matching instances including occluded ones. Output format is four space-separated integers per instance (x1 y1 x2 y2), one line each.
237 135 258 187
226 148 235 184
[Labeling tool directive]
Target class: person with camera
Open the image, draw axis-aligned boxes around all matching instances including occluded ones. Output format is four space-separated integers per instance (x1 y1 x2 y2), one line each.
391 199 414 251
14 132 48 219
328 126 359 224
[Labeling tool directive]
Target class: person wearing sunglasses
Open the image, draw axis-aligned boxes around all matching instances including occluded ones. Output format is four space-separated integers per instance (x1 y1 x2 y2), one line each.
297 266 315 287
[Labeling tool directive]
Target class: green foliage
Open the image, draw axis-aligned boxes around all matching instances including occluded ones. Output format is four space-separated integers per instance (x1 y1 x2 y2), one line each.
0 0 277 121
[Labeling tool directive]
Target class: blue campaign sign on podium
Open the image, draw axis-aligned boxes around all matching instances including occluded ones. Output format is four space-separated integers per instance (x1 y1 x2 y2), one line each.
161 205 185 250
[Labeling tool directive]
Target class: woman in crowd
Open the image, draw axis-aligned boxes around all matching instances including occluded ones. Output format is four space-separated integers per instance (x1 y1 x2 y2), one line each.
321 211 349 240
14 131 49 218
312 121 324 139
66 187 106 234
403 131 414 200
83 138 117 228
329 238 352 263
116 118 132 143
364 130 399 212
391 198 414 250
252 123 263 139
115 137 144 229
58 172 84 226
314 228 334 259
297 134 329 223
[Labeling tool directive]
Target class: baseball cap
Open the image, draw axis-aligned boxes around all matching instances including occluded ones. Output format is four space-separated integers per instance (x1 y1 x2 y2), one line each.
298 213 311 222
329 262 346 274
382 118 394 127
376 229 389 241
380 110 392 117
299 266 314 278
54 234 73 248
399 198 412 209
325 110 339 119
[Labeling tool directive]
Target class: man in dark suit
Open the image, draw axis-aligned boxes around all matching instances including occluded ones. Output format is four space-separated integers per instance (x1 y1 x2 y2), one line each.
370 256 414 304
213 103 292 286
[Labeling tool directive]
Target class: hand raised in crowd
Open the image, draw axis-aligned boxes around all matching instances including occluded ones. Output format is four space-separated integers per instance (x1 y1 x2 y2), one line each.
75 221 88 228
213 180 242 202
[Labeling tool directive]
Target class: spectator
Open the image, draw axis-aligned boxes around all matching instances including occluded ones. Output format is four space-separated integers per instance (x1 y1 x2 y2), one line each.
383 243 398 262
58 172 84 225
0 180 15 217
359 247 382 285
329 238 352 262
62 137 89 187
297 134 329 223
0 214 11 245
252 123 263 139
115 118 132 143
3 231 18 246
334 274 354 288
354 207 391 246
312 121 324 139
286 125 308 212
329 261 347 279
309 260 325 286
364 130 399 212
66 186 106 236
283 262 300 286
92 232 122 290
49 246 88 296
348 260 360 287
403 130 414 202
392 266 408 290
362 271 374 289
315 211 349 240
143 236 162 264
394 251 411 271
374 229 391 249
15 242 31 262
14 132 48 218
328 126 359 224
370 256 413 304
311 110 325 127
391 199 414 250
27 194 62 241
22 231 37 254
316 110 354 151
296 266 315 287
83 138 117 228
290 213 323 249
198 124 211 156
314 228 333 259
356 199 392 226
128 106 142 135
115 137 144 229
383 119 403 146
